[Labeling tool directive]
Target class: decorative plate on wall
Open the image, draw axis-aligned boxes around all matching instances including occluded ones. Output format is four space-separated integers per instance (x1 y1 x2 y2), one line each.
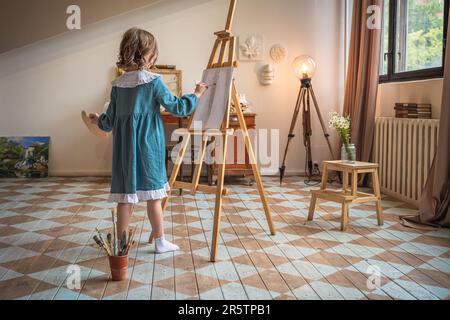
270 44 288 63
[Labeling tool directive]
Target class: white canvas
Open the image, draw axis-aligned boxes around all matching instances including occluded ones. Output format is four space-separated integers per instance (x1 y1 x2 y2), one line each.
190 67 234 130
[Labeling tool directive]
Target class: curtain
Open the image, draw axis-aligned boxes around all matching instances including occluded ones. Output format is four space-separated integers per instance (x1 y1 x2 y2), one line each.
343 0 383 174
403 11 450 228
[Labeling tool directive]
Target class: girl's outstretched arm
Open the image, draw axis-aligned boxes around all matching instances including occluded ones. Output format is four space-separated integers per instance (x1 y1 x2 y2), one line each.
155 77 206 117
98 87 117 132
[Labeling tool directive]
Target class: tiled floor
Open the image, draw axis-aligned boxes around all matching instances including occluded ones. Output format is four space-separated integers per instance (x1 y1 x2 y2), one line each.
0 177 449 300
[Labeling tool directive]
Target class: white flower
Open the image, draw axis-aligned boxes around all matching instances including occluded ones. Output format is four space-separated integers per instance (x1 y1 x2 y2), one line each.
328 112 350 130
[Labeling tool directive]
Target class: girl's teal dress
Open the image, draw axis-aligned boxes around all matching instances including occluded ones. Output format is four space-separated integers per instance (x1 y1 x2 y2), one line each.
98 70 198 204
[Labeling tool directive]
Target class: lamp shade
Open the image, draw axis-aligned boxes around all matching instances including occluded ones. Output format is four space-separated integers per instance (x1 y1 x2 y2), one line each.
292 55 316 80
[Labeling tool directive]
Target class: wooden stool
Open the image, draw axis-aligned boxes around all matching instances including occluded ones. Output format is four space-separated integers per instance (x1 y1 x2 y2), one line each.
308 160 384 231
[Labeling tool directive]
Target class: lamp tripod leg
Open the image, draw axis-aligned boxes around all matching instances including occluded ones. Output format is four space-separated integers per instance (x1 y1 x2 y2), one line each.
303 88 314 178
279 87 306 185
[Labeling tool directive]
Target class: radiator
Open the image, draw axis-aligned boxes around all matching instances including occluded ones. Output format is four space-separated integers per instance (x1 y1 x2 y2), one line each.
374 117 440 207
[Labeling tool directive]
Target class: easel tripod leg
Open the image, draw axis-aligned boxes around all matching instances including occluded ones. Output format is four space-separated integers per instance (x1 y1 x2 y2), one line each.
191 137 209 193
232 84 276 236
210 133 229 262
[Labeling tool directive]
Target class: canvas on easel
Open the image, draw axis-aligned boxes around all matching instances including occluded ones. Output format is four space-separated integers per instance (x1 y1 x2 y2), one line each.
153 0 276 262
191 67 234 130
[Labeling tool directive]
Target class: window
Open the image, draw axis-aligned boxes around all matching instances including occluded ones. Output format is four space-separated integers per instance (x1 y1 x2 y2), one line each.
380 0 449 83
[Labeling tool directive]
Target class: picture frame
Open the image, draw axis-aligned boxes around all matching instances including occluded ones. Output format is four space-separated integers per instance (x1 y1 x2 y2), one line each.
152 67 183 98
0 136 50 178
116 66 183 98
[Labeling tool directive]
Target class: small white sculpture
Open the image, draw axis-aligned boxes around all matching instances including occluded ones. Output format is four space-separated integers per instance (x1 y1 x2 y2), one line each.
238 94 250 107
260 64 275 86
270 44 288 63
239 34 263 61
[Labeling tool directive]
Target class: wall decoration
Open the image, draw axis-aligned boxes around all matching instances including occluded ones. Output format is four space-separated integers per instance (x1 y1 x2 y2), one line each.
259 64 275 86
270 44 288 63
0 137 49 178
239 34 264 61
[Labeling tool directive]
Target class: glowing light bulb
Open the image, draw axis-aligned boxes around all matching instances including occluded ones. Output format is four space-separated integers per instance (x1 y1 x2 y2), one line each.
292 55 317 80
301 64 309 78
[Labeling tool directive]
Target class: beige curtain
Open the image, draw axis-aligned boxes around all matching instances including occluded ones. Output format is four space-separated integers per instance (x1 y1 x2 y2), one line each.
344 0 383 172
403 11 450 228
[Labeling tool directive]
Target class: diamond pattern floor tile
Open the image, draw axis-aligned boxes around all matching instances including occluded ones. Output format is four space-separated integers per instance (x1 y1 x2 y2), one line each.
0 177 448 300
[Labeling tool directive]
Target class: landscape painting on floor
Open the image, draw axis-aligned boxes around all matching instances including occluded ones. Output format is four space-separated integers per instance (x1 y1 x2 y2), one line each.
0 137 49 178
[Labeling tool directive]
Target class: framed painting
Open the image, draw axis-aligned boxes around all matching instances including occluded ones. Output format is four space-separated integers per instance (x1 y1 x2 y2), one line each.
116 66 182 97
0 137 50 178
152 66 183 97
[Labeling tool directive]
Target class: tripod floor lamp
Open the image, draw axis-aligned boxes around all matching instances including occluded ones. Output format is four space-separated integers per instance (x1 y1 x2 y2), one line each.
279 55 336 185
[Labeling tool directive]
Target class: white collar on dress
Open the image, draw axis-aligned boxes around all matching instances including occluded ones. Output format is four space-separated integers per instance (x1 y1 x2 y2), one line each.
112 70 160 88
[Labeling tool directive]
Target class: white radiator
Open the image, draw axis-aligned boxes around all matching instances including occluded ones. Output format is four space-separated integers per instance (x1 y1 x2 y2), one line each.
374 117 440 207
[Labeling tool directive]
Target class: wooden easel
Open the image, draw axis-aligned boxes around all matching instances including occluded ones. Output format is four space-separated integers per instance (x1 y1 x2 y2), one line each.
149 0 275 262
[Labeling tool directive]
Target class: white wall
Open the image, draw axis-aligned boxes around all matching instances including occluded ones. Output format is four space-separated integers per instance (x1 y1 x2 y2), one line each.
377 79 444 119
0 0 344 176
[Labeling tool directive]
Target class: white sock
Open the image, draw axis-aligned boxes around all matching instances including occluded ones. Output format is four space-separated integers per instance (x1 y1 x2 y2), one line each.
155 236 179 254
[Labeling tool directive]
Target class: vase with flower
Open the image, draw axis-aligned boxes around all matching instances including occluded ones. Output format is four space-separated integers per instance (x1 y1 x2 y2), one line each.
329 112 356 163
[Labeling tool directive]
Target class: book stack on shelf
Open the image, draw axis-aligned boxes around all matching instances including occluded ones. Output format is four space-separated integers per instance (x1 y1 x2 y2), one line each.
394 103 432 119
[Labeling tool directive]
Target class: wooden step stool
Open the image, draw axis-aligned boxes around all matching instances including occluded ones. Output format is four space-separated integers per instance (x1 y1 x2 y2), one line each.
308 160 384 231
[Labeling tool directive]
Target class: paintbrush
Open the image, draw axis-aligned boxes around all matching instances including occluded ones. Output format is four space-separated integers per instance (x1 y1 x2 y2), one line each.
124 228 136 255
196 81 216 88
120 231 127 256
111 208 118 256
95 227 112 256
93 235 110 256
106 233 113 251
96 228 112 256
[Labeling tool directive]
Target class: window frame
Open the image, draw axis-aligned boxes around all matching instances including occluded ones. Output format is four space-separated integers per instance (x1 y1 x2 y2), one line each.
379 0 449 83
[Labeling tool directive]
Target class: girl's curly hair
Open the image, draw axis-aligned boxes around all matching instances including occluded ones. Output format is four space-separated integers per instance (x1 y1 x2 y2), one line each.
116 28 158 71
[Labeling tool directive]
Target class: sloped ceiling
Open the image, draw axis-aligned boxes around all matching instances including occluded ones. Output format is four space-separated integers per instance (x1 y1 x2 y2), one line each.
0 0 163 54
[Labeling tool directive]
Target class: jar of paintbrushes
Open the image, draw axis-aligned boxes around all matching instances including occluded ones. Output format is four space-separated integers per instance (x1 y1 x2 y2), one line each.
93 208 136 281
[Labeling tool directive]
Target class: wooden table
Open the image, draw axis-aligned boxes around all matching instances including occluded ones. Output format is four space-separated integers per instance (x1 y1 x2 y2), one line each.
308 160 384 231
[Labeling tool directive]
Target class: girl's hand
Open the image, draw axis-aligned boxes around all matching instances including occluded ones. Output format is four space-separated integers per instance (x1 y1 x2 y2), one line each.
195 82 208 98
88 113 100 125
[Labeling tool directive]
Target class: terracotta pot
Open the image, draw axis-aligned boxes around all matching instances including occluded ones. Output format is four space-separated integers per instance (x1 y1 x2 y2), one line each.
108 255 129 281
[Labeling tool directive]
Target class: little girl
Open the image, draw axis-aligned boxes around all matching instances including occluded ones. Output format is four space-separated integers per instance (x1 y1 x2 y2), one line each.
90 27 207 253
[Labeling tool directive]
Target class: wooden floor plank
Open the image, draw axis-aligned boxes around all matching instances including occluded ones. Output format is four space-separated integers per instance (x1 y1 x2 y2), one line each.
323 205 442 300
151 197 175 300
32 201 105 300
0 177 449 300
192 192 248 300
223 195 302 299
264 184 389 300
234 188 350 300
200 191 273 300
276 185 419 300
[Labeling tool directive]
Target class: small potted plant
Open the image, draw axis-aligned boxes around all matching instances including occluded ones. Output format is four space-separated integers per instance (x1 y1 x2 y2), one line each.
329 112 356 163
93 208 136 282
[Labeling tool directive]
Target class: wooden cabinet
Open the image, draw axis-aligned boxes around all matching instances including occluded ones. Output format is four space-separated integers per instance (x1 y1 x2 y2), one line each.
207 112 256 185
161 112 257 185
